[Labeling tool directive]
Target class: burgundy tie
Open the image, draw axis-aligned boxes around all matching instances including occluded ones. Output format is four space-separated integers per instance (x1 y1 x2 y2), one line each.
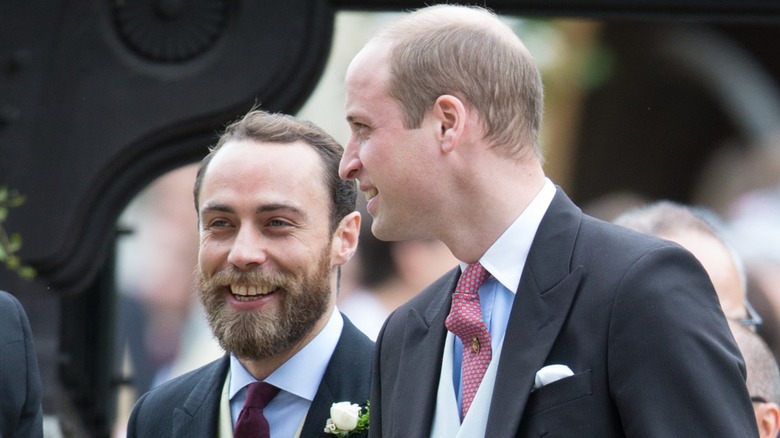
234 382 280 438
445 262 491 419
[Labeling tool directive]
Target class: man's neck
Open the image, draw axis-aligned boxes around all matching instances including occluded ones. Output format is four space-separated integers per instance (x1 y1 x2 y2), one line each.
443 168 546 263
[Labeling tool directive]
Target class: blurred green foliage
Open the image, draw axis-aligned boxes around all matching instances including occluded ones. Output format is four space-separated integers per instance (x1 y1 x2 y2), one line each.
0 186 36 279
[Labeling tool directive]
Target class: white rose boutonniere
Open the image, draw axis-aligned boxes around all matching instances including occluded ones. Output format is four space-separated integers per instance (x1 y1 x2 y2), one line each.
324 401 369 437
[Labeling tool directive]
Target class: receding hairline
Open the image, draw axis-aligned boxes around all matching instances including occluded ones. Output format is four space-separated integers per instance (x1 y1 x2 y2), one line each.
196 138 329 206
373 4 526 51
210 137 329 175
358 3 541 155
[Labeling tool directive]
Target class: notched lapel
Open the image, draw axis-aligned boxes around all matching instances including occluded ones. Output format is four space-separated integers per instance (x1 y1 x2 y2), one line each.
422 269 458 326
299 318 372 437
487 267 583 437
172 407 202 436
391 273 457 437
486 189 585 436
172 358 228 436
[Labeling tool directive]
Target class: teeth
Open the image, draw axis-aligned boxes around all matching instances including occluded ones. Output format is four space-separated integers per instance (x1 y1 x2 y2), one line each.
231 284 273 296
365 188 378 201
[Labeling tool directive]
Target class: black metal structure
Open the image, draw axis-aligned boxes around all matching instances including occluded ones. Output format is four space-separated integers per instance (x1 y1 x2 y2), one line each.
1 0 335 435
1 1 779 436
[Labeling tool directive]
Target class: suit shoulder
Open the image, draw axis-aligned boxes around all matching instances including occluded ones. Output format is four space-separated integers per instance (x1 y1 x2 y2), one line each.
0 290 24 320
339 316 375 358
0 290 30 345
572 214 714 308
134 357 227 408
0 290 20 308
579 214 684 258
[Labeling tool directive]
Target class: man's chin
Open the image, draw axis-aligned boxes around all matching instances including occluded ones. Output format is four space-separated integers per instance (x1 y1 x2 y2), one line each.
370 218 394 241
371 221 411 242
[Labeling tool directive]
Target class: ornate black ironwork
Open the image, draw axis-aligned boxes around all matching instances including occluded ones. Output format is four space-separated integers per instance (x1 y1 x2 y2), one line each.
113 0 229 62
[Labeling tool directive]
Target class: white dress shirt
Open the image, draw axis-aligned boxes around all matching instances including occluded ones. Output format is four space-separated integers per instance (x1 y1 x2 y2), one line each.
451 178 556 411
228 308 343 437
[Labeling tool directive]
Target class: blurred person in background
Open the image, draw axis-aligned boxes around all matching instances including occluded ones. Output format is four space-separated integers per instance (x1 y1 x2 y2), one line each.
729 183 780 368
729 320 780 438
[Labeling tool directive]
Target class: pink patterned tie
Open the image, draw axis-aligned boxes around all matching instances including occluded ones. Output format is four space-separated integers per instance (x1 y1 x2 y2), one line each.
445 262 491 419
234 382 280 438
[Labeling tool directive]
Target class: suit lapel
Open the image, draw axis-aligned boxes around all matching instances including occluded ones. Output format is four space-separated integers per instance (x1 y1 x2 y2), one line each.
300 317 373 437
486 189 584 437
388 270 459 437
173 356 230 436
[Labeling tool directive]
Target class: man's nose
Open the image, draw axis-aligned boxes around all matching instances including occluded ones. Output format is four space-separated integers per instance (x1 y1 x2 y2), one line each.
339 138 362 180
227 226 268 270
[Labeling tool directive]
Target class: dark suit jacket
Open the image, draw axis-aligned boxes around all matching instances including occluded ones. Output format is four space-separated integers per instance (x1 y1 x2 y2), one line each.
370 189 758 437
0 290 43 438
127 316 373 437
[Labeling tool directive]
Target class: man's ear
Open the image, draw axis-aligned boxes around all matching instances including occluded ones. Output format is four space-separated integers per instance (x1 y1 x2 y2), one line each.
331 211 361 266
754 401 780 438
432 94 467 153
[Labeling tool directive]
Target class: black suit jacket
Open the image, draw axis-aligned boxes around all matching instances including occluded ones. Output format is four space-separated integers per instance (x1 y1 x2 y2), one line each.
0 290 43 438
127 315 373 437
370 188 758 437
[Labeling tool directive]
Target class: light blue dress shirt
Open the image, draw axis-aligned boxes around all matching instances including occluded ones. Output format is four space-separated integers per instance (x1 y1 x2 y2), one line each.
229 308 343 437
452 178 556 410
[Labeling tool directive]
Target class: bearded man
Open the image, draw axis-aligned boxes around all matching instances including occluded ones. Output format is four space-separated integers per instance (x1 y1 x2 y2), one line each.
127 109 372 438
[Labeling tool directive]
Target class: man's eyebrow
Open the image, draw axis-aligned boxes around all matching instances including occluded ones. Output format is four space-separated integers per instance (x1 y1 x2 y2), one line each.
199 202 307 218
200 202 233 214
258 203 307 218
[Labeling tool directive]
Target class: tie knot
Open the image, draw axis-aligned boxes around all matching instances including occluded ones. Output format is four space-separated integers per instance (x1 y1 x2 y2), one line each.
456 263 489 296
244 382 280 409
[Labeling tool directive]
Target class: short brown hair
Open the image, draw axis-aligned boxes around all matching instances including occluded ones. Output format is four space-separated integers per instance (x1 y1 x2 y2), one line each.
375 4 544 159
194 110 357 232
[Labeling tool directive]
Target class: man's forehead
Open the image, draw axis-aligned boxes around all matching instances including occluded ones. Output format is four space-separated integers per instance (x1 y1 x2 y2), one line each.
347 39 392 79
211 139 316 165
204 140 325 188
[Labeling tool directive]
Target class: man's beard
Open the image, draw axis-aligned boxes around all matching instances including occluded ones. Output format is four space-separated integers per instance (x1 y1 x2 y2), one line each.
198 247 333 361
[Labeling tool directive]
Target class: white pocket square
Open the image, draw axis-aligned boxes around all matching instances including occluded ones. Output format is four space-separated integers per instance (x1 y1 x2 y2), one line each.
533 364 574 390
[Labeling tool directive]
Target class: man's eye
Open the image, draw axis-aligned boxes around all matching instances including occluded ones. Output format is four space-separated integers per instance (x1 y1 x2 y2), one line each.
268 219 291 227
205 219 231 229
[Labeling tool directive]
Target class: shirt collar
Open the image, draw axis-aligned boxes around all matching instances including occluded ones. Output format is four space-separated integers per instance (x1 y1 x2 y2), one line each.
228 307 343 402
464 178 556 293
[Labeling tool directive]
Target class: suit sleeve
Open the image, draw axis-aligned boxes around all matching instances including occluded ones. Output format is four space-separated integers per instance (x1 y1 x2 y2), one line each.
0 291 43 438
607 246 758 436
126 391 148 437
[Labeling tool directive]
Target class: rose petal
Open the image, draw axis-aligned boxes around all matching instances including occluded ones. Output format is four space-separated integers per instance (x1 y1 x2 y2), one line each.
330 402 360 430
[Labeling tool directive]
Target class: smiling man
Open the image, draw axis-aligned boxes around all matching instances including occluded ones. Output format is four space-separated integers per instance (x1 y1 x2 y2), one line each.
127 109 373 438
339 4 758 437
